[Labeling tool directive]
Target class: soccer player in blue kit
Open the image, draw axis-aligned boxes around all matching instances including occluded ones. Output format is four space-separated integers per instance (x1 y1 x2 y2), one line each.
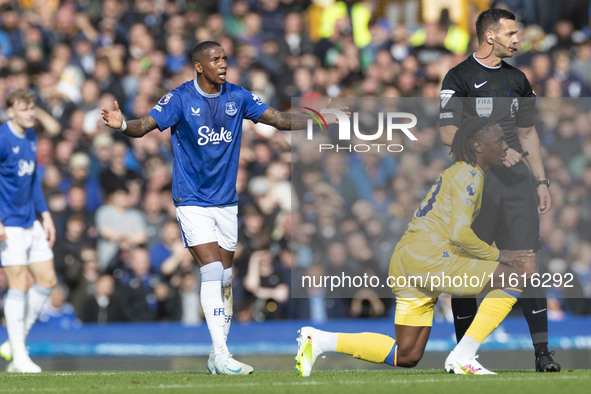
101 41 312 375
0 89 58 373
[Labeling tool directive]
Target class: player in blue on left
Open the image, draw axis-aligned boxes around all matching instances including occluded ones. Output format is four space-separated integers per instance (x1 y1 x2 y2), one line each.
0 89 58 373
101 41 313 375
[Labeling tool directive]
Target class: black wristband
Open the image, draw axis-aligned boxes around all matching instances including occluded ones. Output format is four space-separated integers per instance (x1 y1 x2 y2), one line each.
536 179 550 187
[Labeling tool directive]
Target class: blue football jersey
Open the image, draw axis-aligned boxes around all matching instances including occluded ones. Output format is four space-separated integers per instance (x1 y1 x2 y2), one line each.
149 80 269 207
0 122 48 227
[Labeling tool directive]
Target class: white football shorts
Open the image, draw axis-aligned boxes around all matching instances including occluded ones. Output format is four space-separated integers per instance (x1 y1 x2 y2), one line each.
175 205 238 251
0 221 54 267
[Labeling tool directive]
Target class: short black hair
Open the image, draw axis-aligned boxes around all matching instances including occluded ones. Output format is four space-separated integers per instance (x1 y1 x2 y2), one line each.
192 41 222 63
451 117 498 165
475 8 516 44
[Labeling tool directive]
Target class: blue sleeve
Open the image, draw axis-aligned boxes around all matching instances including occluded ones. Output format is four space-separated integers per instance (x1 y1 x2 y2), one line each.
241 88 269 122
0 137 8 162
148 91 183 131
33 168 48 214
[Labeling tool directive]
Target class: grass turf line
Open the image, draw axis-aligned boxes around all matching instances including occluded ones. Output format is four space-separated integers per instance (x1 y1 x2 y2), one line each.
0 369 589 394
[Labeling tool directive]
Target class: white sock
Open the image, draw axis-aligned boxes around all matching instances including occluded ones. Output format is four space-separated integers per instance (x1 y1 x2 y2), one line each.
4 290 27 355
24 285 52 336
200 262 228 361
211 267 233 360
314 329 338 353
222 268 233 339
453 334 481 358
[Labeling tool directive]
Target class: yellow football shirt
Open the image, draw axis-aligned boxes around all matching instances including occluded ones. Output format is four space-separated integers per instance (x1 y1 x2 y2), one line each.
402 161 500 261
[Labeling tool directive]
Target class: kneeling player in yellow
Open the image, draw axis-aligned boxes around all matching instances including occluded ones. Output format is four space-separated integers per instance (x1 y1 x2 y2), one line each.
296 118 537 376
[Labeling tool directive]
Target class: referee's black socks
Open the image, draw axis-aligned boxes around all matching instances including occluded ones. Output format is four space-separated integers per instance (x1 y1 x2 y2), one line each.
521 283 549 355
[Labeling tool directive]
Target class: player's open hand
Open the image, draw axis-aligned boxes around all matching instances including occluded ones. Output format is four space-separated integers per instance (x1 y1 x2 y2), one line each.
498 249 533 264
502 147 524 167
323 98 350 125
499 249 536 276
41 212 56 248
101 101 124 129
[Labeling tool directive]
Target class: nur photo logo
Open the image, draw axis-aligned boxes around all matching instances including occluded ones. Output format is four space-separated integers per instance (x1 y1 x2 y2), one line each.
303 107 419 153
303 107 328 132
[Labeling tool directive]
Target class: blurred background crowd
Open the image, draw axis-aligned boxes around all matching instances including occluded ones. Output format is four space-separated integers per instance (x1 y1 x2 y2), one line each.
0 0 590 330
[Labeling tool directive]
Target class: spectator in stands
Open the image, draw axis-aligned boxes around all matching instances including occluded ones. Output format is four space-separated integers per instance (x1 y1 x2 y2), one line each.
152 219 194 277
142 190 169 249
71 247 100 317
244 249 289 321
116 247 168 322
179 271 202 326
99 140 142 198
80 273 125 323
95 185 147 271
65 185 97 240
53 214 93 293
37 284 82 330
60 152 103 212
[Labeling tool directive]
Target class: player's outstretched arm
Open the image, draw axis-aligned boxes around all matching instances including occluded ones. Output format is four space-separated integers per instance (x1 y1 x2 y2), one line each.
517 125 551 214
257 107 309 130
101 101 158 138
258 101 349 131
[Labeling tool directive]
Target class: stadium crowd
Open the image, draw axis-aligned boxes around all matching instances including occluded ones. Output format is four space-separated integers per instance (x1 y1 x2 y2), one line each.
0 0 590 329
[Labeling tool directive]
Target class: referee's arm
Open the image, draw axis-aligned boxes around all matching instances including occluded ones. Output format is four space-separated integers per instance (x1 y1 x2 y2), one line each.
517 125 551 214
440 125 458 146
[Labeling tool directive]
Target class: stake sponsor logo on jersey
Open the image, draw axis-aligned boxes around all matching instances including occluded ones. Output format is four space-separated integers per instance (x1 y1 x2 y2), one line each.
197 126 233 146
17 159 35 177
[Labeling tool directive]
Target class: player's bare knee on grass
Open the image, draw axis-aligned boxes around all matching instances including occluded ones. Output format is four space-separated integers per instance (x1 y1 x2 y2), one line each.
396 349 424 368
395 342 425 368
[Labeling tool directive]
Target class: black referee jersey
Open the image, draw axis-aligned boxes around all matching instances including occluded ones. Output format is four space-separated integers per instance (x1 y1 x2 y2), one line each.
439 53 536 152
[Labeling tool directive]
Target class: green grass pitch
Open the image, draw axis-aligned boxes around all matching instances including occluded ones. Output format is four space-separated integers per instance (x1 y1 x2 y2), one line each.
0 369 589 394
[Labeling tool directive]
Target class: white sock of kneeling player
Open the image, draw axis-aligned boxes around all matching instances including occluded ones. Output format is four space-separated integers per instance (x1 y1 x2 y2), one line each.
24 285 53 336
452 335 480 359
4 290 27 357
313 329 338 353
210 267 234 360
200 261 229 362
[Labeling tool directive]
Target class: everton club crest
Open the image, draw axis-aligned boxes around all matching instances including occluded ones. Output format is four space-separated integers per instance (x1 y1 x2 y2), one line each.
225 102 238 116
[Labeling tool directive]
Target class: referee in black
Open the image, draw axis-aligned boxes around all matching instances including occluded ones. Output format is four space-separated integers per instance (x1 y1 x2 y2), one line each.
439 8 560 372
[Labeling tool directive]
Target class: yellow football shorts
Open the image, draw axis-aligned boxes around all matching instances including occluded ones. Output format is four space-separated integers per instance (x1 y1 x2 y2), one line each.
389 240 499 327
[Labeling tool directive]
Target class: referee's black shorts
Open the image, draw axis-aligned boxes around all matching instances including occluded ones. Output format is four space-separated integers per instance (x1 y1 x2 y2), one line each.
471 161 541 251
